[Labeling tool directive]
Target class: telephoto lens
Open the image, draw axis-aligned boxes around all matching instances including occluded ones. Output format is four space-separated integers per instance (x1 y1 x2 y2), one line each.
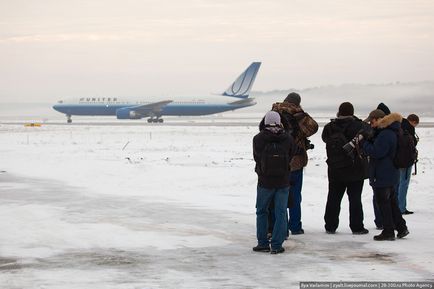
342 134 363 155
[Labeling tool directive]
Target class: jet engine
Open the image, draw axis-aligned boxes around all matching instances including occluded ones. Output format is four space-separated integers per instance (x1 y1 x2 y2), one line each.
116 108 142 119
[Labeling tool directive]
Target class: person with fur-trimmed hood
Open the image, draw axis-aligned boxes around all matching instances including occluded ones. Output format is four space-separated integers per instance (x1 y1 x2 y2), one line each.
360 110 409 241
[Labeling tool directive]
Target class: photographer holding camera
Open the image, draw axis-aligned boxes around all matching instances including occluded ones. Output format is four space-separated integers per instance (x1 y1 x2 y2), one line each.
360 109 409 241
322 102 370 234
271 92 318 235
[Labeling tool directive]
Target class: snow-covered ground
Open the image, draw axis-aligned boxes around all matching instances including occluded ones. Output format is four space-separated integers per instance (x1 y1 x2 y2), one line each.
0 122 433 288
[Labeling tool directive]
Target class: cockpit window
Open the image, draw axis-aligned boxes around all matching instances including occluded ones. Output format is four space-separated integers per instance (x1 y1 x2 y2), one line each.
57 100 63 104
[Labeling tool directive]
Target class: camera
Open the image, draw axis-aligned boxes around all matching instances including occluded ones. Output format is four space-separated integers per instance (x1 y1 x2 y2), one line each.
305 138 315 150
342 134 363 155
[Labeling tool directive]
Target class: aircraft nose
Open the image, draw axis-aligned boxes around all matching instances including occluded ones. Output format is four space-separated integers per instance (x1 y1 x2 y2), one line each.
52 104 62 112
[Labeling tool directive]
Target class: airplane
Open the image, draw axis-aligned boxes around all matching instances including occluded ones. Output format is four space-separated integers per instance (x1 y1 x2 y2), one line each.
53 62 261 123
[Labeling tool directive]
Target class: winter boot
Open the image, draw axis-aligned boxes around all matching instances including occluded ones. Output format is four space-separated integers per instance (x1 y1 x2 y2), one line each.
252 245 270 252
374 231 395 241
270 247 285 254
397 229 409 239
353 228 369 235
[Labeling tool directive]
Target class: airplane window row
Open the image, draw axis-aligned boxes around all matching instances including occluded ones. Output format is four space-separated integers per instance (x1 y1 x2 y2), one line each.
79 98 119 102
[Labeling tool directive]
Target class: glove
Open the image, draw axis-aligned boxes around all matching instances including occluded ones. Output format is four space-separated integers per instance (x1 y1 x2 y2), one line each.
358 128 374 141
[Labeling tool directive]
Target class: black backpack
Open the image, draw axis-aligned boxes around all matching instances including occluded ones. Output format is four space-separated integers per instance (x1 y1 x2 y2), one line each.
393 128 417 168
325 123 354 169
260 141 290 176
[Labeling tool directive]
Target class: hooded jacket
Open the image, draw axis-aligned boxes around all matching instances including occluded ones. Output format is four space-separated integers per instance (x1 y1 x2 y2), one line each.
322 115 369 182
362 113 402 188
253 128 296 188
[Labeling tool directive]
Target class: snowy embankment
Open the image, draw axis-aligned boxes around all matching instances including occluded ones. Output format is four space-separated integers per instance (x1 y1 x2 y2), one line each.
0 123 433 288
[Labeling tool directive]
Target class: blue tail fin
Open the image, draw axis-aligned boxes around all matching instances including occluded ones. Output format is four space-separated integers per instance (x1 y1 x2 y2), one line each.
222 62 261 98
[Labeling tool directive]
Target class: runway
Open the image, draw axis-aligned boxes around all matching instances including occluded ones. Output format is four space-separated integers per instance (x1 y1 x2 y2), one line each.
2 120 434 127
1 118 433 288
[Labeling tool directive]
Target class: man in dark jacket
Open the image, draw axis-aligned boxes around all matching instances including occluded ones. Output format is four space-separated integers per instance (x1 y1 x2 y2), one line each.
361 110 409 241
396 114 419 214
253 111 296 254
322 102 369 234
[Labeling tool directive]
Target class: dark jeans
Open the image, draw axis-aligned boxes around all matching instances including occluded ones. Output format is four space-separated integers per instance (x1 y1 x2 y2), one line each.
288 169 303 233
373 193 383 228
374 186 407 235
324 180 365 232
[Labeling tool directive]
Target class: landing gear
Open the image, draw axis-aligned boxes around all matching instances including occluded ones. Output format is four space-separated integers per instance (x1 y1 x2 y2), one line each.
66 115 72 123
147 117 164 123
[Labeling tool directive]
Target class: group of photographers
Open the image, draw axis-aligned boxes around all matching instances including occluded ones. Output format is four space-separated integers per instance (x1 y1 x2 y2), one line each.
253 94 419 254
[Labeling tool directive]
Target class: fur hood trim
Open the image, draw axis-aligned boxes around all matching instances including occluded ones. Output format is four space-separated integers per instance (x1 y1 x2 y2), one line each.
377 112 402 129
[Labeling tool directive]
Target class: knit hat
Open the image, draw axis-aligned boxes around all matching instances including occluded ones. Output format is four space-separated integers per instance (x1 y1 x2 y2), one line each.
377 103 391 115
337 102 354 117
264 111 281 126
284 92 301 106
364 109 386 122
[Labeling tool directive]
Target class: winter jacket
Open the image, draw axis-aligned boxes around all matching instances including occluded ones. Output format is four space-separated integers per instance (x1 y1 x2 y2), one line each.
270 102 318 171
322 116 369 182
253 128 296 189
362 113 402 188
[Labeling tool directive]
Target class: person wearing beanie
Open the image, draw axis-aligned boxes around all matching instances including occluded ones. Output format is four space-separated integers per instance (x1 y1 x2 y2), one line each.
321 102 370 234
377 103 391 115
269 92 318 235
264 110 281 126
253 111 296 254
284 92 301 106
337 102 354 117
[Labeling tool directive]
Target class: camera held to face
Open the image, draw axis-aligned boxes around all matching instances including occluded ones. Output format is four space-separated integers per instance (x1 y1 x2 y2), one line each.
342 127 374 155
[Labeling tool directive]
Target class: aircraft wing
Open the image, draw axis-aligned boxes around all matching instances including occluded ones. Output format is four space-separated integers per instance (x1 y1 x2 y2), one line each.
228 98 256 105
130 100 173 113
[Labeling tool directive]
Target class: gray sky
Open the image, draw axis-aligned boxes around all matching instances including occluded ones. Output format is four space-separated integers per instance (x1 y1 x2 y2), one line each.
1 0 433 103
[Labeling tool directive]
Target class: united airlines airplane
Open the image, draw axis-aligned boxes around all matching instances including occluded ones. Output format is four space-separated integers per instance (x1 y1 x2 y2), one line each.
53 62 261 123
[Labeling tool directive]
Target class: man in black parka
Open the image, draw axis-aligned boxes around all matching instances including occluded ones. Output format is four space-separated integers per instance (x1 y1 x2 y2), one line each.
322 102 370 234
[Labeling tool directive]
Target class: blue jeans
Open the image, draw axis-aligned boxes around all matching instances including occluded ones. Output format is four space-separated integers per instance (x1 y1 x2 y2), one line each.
256 186 289 250
396 166 412 213
288 169 303 233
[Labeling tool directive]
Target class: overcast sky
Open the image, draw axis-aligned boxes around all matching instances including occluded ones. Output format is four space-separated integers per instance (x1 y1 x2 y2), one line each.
1 0 433 103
